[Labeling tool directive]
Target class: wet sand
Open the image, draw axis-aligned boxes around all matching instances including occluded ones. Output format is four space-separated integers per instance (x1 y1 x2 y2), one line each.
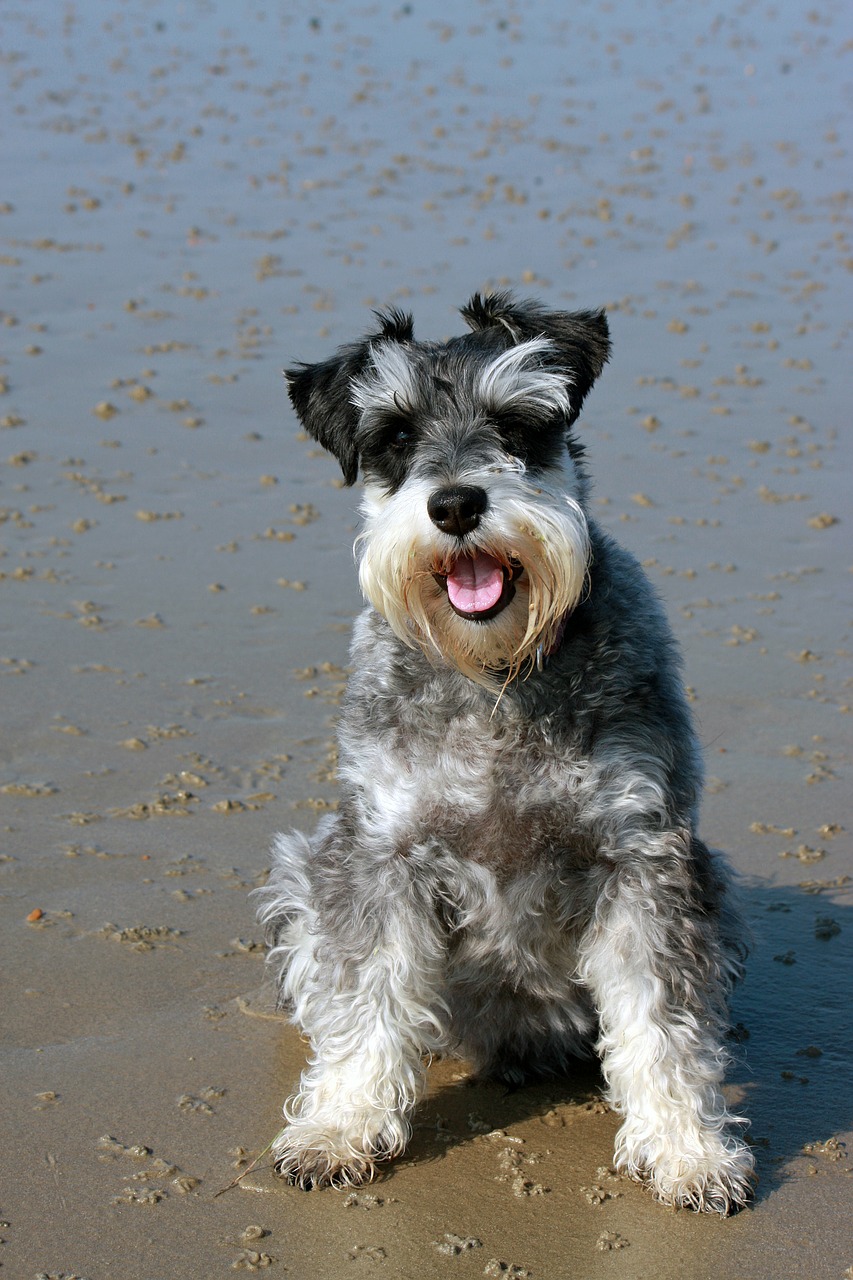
1 1 851 1276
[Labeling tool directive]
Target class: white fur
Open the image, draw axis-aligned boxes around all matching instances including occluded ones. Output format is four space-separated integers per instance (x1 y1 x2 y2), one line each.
351 341 417 415
262 830 448 1187
578 881 753 1211
476 338 574 418
356 461 590 684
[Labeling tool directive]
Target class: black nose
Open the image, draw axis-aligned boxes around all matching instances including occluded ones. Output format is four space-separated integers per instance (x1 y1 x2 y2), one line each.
427 485 488 538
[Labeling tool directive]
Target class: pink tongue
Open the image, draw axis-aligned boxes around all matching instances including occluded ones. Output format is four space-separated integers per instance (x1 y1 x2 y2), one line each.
446 552 505 614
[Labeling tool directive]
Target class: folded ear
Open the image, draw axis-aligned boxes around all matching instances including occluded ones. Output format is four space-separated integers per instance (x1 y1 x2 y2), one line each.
285 342 370 486
460 291 610 425
285 309 414 485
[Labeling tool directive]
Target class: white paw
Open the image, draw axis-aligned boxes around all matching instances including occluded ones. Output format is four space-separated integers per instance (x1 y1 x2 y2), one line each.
617 1125 755 1214
273 1129 377 1189
271 1110 408 1190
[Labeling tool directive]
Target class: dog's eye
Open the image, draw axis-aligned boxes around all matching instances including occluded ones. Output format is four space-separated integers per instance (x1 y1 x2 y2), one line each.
381 417 415 451
493 412 530 458
492 410 567 469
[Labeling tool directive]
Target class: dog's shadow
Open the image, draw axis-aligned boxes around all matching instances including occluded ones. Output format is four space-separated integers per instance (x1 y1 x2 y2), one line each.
730 878 853 1191
403 880 853 1204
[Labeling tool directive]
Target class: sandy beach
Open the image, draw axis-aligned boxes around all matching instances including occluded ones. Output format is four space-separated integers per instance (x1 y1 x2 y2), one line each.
1 1 851 1276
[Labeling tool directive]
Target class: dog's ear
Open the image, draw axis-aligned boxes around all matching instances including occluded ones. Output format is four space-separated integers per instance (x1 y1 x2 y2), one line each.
285 343 371 486
285 309 415 485
460 291 610 425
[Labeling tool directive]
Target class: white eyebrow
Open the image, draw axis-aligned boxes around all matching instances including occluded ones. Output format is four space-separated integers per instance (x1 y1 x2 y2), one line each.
351 342 417 413
476 337 573 417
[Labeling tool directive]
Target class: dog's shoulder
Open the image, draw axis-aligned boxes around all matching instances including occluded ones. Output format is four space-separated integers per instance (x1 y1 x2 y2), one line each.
555 520 685 695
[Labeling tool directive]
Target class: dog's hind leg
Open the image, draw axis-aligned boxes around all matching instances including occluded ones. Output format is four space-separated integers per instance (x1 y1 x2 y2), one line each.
258 826 448 1188
577 828 754 1214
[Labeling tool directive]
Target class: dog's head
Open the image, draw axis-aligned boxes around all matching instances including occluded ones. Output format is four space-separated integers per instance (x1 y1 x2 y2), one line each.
286 293 610 684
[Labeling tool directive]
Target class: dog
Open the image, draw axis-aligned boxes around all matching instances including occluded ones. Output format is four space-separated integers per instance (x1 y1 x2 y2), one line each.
257 292 754 1213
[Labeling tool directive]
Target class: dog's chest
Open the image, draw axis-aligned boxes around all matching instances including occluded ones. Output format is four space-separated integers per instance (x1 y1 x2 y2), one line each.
342 704 593 872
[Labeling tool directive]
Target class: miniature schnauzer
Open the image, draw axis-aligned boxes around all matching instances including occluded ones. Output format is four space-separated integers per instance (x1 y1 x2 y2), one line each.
258 293 753 1213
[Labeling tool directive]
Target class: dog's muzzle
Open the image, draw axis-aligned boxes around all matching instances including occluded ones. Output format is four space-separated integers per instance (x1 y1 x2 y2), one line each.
427 484 522 622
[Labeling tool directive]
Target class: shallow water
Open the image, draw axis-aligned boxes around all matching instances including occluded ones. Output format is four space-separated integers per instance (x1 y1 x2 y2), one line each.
1 1 851 1276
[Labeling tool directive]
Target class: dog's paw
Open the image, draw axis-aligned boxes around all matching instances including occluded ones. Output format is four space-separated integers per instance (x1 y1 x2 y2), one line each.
642 1139 755 1215
616 1121 755 1215
273 1141 377 1190
271 1119 401 1190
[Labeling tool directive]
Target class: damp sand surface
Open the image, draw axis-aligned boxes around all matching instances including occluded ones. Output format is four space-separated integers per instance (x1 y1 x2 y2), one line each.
0 1 851 1277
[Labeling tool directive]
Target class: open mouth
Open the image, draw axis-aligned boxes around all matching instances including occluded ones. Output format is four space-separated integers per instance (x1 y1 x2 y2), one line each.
433 552 522 621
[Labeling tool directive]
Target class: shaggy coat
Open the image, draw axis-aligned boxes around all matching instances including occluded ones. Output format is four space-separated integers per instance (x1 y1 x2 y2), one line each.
258 293 753 1213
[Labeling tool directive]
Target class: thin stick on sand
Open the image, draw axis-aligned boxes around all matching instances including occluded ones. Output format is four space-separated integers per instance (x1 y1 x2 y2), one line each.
213 1135 279 1199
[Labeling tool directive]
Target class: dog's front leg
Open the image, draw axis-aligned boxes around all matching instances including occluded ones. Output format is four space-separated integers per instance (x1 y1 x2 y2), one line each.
266 833 447 1188
578 834 754 1214
274 954 439 1189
